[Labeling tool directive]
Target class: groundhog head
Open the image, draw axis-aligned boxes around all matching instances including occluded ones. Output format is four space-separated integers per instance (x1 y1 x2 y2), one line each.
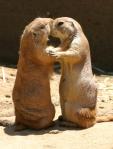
19 18 53 63
51 17 82 40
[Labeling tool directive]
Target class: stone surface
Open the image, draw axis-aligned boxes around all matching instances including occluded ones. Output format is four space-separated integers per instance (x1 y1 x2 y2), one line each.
0 66 113 149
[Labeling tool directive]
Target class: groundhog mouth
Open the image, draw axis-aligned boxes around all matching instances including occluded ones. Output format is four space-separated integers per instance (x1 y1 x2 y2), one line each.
47 35 61 47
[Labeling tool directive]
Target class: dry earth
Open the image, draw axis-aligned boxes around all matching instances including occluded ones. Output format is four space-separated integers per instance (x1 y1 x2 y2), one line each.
0 65 113 149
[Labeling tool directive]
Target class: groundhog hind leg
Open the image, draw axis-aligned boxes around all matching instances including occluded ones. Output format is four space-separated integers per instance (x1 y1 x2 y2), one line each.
38 117 55 129
14 117 54 131
28 117 55 130
58 108 96 129
14 109 27 131
76 107 96 128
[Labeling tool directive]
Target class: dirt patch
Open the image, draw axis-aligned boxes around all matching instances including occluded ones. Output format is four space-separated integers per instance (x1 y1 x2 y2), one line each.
0 66 113 149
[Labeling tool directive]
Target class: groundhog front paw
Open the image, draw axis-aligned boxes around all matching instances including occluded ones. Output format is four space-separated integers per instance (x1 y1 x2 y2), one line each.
48 50 57 56
46 47 61 57
46 49 53 55
45 46 53 54
49 51 63 60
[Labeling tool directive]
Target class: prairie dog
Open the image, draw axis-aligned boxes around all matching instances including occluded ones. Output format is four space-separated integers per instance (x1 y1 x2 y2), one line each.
13 18 55 130
47 17 113 128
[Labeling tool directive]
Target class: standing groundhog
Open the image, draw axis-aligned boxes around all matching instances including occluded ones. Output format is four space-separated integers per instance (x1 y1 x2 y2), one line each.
47 17 113 128
13 18 55 130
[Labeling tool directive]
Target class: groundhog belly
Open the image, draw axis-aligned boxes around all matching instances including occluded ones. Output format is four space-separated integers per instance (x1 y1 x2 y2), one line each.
59 76 80 102
13 77 54 121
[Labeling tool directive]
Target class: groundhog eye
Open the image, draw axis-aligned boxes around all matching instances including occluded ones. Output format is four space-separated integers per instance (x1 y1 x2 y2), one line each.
39 25 45 29
57 21 64 26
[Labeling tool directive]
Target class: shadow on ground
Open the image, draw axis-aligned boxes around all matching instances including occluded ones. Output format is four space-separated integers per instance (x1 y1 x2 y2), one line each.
3 119 83 136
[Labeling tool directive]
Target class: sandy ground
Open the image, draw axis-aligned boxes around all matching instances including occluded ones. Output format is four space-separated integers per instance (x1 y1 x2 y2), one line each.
0 65 113 149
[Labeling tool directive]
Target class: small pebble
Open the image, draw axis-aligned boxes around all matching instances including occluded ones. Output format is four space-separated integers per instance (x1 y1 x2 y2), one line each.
49 130 60 134
10 73 15 77
109 96 113 100
5 95 11 98
99 106 104 109
101 100 105 102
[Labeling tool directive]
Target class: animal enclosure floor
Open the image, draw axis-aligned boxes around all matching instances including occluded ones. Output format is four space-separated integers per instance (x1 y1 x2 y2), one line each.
0 66 113 149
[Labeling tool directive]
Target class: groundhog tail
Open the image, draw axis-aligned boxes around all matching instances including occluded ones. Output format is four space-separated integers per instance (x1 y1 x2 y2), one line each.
96 115 113 123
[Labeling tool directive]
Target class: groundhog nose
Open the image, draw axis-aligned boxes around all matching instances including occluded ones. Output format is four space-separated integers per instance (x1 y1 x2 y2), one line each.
57 21 64 27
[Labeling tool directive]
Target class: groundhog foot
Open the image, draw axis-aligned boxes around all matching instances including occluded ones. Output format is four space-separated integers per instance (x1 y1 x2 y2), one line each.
59 120 78 128
14 124 27 131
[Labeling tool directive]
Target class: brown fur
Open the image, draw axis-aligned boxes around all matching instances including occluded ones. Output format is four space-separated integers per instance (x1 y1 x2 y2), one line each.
47 17 113 128
12 18 55 130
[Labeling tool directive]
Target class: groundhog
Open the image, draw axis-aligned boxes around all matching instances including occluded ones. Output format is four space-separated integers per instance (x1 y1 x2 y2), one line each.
47 17 113 128
12 18 55 130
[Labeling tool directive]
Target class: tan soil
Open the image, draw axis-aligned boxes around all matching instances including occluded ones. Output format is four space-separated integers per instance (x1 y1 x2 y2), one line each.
0 66 113 149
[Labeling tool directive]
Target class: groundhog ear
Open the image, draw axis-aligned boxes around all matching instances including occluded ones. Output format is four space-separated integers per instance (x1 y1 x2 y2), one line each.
70 22 78 33
32 32 37 37
32 32 38 37
71 21 83 31
71 22 75 28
